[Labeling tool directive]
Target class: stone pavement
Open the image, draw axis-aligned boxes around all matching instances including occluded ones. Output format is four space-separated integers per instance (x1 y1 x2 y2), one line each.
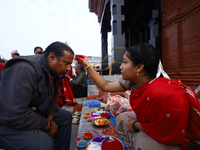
61 97 86 150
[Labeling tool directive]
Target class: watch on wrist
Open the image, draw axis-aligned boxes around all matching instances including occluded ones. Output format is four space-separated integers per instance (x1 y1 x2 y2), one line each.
132 121 139 132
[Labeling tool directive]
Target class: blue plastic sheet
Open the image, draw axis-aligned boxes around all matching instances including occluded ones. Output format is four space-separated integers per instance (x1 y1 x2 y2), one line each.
108 111 127 147
82 100 101 108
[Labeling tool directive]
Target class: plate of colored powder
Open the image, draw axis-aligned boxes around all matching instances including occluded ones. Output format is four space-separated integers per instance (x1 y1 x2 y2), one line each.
77 140 87 149
102 136 124 150
86 136 124 150
92 118 109 127
84 115 90 118
84 132 93 139
100 112 110 118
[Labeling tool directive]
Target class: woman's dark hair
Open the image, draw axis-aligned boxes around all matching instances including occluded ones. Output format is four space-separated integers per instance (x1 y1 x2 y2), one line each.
34 46 43 53
76 64 85 72
126 43 159 78
44 41 74 58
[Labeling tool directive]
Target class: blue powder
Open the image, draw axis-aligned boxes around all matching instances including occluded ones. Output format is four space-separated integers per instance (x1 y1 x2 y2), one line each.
78 141 87 147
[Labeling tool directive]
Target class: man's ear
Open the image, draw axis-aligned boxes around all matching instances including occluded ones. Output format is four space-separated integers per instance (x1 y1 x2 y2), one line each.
47 52 56 63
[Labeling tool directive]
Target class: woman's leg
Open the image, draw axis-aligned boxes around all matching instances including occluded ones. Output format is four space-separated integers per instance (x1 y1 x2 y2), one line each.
52 108 72 150
116 111 181 150
0 125 53 150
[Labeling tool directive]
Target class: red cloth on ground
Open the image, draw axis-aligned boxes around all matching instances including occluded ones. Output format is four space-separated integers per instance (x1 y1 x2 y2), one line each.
130 78 200 149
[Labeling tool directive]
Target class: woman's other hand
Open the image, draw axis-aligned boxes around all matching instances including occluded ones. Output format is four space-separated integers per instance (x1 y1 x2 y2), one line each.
127 119 135 132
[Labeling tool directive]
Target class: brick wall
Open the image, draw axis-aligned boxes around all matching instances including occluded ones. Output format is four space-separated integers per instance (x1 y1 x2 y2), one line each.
161 0 200 89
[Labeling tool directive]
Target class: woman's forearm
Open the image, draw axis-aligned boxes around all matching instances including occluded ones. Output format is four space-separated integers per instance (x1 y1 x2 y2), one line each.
86 65 125 92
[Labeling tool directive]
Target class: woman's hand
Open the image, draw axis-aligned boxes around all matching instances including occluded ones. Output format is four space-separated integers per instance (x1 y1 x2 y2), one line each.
127 119 135 132
127 119 143 132
75 55 90 67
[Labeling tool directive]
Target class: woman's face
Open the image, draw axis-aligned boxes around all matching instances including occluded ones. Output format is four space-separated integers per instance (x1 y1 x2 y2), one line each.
120 52 137 81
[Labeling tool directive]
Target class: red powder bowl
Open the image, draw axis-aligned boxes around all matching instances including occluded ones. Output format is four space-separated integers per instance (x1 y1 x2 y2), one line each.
84 132 93 139
84 115 90 118
100 112 110 118
102 137 124 150
85 112 90 115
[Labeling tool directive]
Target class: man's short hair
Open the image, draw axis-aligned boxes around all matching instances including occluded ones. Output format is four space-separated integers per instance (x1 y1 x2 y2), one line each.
44 41 74 58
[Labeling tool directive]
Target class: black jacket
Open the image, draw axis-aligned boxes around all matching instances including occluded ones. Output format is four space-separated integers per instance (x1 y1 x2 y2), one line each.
0 54 58 130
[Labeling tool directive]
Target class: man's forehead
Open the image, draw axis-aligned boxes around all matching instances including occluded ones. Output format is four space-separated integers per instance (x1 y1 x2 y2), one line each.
61 51 74 62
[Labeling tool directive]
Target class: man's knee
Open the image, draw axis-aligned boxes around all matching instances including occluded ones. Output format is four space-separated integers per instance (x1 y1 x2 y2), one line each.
28 133 54 150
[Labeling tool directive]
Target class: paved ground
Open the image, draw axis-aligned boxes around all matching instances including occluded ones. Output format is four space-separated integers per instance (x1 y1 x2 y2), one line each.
61 97 86 150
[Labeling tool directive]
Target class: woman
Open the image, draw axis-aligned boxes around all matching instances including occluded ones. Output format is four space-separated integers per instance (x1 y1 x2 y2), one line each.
75 43 200 150
66 64 87 98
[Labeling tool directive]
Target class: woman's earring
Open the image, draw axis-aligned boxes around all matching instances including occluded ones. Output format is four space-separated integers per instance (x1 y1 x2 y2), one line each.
136 69 139 76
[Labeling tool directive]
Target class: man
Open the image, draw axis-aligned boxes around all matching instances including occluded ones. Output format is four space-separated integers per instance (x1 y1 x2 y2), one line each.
11 50 20 58
0 41 74 150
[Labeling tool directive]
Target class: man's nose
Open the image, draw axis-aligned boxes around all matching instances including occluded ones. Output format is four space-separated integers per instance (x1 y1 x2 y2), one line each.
66 65 71 71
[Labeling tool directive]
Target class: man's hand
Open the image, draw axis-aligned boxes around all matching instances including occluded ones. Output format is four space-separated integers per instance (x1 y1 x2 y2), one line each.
127 119 135 132
47 121 57 136
45 120 57 136
46 115 54 121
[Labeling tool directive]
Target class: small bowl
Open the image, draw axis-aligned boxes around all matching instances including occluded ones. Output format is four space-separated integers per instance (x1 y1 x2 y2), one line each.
76 140 87 149
87 117 94 121
91 110 96 113
84 115 90 118
85 112 90 115
84 132 93 139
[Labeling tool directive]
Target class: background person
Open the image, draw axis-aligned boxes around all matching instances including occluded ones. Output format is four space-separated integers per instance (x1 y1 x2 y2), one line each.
75 43 200 150
0 41 74 150
34 46 43 55
66 64 87 98
10 50 20 58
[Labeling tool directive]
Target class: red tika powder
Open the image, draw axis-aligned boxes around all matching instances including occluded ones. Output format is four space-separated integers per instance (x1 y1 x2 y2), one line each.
102 138 123 150
84 132 93 138
100 112 110 118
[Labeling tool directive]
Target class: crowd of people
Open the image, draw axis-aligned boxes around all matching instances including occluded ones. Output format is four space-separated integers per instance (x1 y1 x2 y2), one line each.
0 42 199 150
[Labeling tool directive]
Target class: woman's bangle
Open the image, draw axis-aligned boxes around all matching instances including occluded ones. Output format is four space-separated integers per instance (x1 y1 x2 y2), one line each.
45 120 52 132
85 64 92 69
132 120 139 132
